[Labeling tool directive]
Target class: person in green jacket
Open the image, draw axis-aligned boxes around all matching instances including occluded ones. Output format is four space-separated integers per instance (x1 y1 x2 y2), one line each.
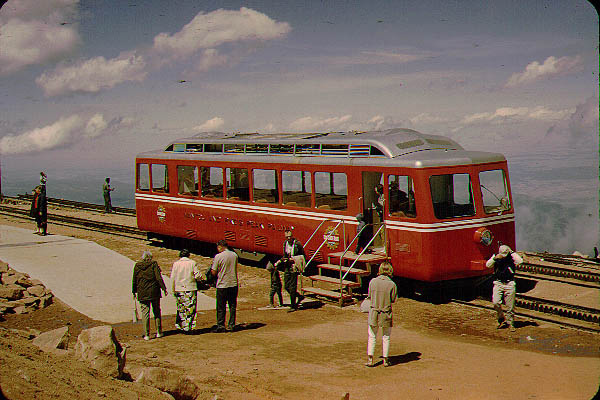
132 251 168 340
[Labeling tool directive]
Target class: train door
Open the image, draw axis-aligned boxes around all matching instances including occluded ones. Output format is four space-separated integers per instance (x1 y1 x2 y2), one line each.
361 171 385 250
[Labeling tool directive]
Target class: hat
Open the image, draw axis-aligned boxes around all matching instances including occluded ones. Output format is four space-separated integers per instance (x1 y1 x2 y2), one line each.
498 245 512 256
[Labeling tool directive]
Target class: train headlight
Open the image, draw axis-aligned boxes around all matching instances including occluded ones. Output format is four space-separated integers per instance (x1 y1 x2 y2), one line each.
474 228 493 246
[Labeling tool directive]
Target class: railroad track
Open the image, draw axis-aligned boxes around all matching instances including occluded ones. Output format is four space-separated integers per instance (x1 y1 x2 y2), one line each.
517 263 600 286
0 205 145 239
14 194 136 215
452 296 600 333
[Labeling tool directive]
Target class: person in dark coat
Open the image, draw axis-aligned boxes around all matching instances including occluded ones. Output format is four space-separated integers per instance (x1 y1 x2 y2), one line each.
132 251 168 340
276 229 305 312
29 185 47 235
103 177 115 213
355 213 372 254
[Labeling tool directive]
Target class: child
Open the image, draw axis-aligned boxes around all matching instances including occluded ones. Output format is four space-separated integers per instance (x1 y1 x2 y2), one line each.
266 261 283 307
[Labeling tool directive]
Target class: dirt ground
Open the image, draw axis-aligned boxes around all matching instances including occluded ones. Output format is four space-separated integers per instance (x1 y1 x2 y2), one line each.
0 211 599 400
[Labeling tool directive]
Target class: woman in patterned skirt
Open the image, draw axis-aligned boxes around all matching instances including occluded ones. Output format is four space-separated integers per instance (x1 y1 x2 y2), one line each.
171 249 202 332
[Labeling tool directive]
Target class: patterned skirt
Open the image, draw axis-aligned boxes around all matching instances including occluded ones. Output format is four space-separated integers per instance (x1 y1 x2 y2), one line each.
174 291 198 331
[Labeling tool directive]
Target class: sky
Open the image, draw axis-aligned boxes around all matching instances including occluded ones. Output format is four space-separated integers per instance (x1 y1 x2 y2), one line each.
0 0 598 254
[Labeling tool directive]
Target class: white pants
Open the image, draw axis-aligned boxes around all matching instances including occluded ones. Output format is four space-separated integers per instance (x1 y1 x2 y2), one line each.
492 280 516 324
367 325 391 358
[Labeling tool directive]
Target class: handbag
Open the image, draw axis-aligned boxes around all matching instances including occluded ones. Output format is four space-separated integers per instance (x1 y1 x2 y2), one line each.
360 298 371 313
292 255 306 274
132 296 139 322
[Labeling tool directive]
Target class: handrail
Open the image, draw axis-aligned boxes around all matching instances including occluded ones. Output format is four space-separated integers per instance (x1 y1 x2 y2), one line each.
341 222 386 282
304 218 345 267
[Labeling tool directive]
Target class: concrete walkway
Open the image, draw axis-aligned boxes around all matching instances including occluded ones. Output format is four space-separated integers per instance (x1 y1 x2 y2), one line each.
0 225 214 324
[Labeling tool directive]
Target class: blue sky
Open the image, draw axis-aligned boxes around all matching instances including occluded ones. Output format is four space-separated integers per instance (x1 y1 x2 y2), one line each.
0 0 598 253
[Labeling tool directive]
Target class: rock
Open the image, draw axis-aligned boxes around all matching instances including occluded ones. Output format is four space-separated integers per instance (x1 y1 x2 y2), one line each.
27 285 46 297
1 273 19 286
0 262 8 273
40 294 53 308
15 276 33 288
135 367 199 400
33 326 70 352
29 278 44 286
14 297 39 307
0 286 23 300
13 305 36 314
75 325 127 379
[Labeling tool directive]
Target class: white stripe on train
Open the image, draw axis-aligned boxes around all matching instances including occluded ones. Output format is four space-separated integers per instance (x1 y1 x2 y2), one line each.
135 193 514 233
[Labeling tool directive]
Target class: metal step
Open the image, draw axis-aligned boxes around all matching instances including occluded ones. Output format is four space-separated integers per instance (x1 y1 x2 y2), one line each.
300 286 353 301
317 263 370 275
327 251 387 263
307 275 361 287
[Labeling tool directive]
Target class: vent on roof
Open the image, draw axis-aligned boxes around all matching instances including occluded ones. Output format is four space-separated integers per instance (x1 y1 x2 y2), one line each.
426 138 453 146
396 139 424 150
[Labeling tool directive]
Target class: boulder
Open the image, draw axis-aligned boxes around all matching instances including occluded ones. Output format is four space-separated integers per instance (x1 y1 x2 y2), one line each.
13 304 36 314
0 286 22 300
1 273 20 286
75 325 126 379
0 262 8 273
27 285 46 297
135 367 199 400
33 326 70 352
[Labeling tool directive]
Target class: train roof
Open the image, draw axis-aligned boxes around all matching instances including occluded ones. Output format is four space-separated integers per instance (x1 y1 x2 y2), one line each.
137 128 506 167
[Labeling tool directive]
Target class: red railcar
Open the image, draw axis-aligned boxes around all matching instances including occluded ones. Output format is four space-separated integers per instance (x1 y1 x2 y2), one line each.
135 129 514 286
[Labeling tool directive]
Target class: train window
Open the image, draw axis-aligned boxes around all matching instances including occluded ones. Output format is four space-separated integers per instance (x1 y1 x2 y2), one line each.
253 169 278 204
173 143 186 152
388 175 416 218
246 144 269 153
295 144 320 155
137 163 150 191
201 167 223 198
177 166 198 196
315 172 347 210
429 173 475 219
226 168 249 201
479 169 510 213
270 144 294 154
186 144 203 152
204 144 223 153
151 164 169 193
282 170 312 207
224 144 245 153
321 144 348 156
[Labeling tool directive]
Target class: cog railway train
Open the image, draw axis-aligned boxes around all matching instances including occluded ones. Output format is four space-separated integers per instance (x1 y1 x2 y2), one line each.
135 128 515 289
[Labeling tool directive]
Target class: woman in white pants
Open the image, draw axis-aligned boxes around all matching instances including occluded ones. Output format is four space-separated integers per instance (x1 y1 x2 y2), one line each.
366 262 397 367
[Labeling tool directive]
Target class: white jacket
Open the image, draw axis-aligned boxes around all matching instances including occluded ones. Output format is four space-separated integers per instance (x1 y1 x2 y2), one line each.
171 257 201 292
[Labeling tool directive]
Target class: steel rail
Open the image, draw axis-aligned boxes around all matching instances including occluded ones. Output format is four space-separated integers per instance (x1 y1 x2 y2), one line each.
0 205 145 239
451 299 600 334
517 262 600 284
15 194 136 215
515 294 600 324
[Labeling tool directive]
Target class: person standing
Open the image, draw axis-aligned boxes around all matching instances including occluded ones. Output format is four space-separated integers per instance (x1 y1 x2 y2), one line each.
355 213 372 254
171 249 202 333
29 185 47 235
266 261 283 308
277 229 305 312
486 244 523 331
132 251 168 340
366 262 397 368
211 240 239 332
103 177 115 213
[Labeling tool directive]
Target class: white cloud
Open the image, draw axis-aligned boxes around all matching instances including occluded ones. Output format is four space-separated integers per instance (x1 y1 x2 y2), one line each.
0 113 120 154
546 96 599 146
196 49 230 72
409 113 448 126
325 50 427 66
505 55 583 88
36 52 147 96
152 7 291 60
0 0 80 74
193 117 225 132
84 114 108 138
289 115 352 131
460 106 573 125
